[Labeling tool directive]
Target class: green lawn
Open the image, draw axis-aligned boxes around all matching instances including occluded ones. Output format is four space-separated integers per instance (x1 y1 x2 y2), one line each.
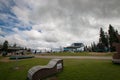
58 59 120 80
0 57 120 80
0 56 2 59
39 52 113 56
0 58 50 80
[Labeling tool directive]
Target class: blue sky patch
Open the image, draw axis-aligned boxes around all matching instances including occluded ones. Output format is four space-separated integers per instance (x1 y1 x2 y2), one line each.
18 26 32 31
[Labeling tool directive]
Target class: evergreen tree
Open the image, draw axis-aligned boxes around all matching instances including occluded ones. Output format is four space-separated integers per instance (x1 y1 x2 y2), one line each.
99 28 105 43
13 43 17 47
84 46 88 52
93 42 97 52
2 40 9 56
97 42 105 52
108 24 119 52
91 43 94 52
99 28 108 52
104 32 109 51
91 42 97 52
2 40 8 51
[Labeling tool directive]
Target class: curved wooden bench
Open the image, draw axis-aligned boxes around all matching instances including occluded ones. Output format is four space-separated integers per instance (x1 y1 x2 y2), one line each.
27 59 63 80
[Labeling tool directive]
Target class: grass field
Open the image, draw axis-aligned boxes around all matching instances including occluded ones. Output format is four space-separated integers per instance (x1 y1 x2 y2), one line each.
0 56 120 80
39 52 113 56
58 59 120 80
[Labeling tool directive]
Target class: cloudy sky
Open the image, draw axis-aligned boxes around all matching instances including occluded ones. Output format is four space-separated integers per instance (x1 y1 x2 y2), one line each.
0 0 120 49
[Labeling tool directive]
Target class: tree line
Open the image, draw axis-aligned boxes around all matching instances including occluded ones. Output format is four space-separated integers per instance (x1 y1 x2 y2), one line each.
0 41 31 56
84 24 119 52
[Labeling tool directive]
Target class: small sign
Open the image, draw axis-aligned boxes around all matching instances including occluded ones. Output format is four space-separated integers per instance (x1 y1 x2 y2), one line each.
57 63 62 69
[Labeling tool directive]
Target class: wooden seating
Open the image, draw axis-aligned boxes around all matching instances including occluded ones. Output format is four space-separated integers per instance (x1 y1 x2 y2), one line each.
27 59 63 80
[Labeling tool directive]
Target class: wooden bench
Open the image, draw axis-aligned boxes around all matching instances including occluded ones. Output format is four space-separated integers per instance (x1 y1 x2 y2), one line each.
27 59 63 80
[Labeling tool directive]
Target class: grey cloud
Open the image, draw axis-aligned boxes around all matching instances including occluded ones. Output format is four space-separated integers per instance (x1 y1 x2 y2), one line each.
26 0 120 48
58 0 120 18
1 0 120 49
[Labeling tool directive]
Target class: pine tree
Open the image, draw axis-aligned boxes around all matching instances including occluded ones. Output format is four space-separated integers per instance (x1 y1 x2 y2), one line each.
91 42 97 52
99 28 105 43
2 40 9 56
104 32 109 51
93 42 97 52
84 46 88 52
2 40 8 51
108 24 119 52
99 28 108 52
97 42 105 52
13 43 17 47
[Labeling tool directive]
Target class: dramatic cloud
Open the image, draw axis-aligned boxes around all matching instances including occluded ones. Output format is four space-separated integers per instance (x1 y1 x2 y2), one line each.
0 0 120 49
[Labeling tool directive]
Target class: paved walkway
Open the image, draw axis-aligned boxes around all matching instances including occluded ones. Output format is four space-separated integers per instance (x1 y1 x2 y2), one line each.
35 56 112 60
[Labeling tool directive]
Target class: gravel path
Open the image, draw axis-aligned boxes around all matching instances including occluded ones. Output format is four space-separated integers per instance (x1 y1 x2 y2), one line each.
35 56 112 60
